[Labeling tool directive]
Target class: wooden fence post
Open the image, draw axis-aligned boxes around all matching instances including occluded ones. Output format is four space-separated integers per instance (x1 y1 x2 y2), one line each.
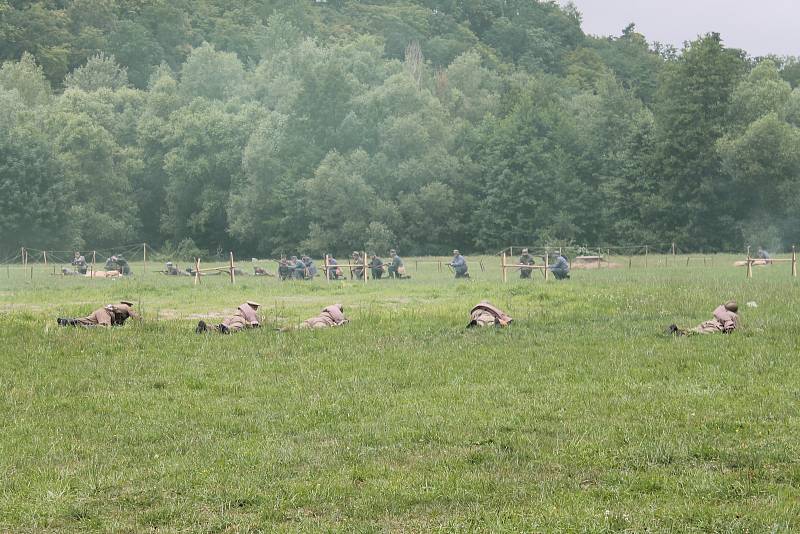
229 251 235 284
792 246 797 278
194 257 200 286
91 251 96 278
544 248 549 281
43 250 47 267
143 243 147 276
364 250 368 283
746 254 753 279
644 245 648 268
324 254 330 283
501 251 507 283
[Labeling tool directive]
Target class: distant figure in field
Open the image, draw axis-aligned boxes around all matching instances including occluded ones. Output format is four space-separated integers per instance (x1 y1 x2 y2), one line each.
253 265 272 276
72 252 88 274
370 254 385 279
302 256 318 278
61 267 81 276
388 249 407 279
105 255 132 275
519 248 535 279
278 257 291 280
467 301 513 328
289 256 306 280
196 301 261 334
668 301 739 336
450 249 469 278
325 255 343 280
351 251 365 280
164 261 191 276
57 301 139 327
757 247 772 264
298 304 348 329
549 252 570 280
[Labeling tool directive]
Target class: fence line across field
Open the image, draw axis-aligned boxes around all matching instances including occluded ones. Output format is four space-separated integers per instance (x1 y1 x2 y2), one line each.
3 242 798 281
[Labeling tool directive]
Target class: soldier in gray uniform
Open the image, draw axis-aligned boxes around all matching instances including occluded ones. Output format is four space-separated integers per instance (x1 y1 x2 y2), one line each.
518 249 535 279
449 250 469 278
290 256 306 280
368 254 384 279
388 249 406 279
548 252 570 280
72 252 88 274
302 256 318 278
351 251 365 280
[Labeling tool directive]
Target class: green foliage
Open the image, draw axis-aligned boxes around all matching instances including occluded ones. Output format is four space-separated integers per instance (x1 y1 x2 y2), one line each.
1 2 798 255
64 53 129 92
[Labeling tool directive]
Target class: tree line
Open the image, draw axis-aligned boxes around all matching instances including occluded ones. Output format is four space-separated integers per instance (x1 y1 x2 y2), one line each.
1 1 799 256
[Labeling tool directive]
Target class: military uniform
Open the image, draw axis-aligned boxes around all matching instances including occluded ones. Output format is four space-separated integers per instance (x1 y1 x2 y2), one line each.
278 259 291 280
519 250 535 279
467 302 513 328
72 253 88 275
289 256 306 280
549 254 570 280
450 251 469 278
351 252 365 280
326 257 343 280
303 256 318 278
388 250 405 279
300 304 348 329
58 301 139 327
669 302 739 336
370 255 385 279
196 301 261 334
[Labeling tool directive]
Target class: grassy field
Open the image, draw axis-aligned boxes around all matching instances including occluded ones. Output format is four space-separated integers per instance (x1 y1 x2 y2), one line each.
1 255 799 532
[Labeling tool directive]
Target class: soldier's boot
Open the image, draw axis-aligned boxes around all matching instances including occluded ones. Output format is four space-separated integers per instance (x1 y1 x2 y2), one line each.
57 318 68 326
195 320 208 333
667 324 683 336
218 324 230 334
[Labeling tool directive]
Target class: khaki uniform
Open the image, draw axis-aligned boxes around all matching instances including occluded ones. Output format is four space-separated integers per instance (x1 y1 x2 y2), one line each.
301 304 348 329
467 302 513 328
692 305 739 334
72 303 138 326
221 303 260 333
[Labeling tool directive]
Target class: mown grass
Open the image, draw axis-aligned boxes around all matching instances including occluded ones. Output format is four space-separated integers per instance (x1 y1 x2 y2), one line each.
1 256 799 532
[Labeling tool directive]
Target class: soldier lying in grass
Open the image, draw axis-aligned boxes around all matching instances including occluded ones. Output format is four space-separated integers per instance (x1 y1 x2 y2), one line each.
196 301 261 334
467 301 513 328
668 301 739 336
279 304 349 331
58 301 139 327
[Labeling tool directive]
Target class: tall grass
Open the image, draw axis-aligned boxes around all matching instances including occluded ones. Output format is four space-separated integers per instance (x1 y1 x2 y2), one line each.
1 256 799 531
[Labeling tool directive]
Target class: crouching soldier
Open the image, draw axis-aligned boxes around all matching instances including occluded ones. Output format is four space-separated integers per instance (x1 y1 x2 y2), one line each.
466 301 513 328
298 304 348 329
351 252 365 280
58 301 139 327
325 255 343 280
72 252 88 274
548 252 570 280
370 254 385 279
196 301 261 334
668 301 739 336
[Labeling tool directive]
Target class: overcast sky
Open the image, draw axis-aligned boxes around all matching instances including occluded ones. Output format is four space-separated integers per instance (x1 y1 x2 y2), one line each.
565 0 799 57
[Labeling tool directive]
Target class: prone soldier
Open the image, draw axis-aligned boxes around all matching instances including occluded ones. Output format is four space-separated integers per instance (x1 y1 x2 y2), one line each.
57 301 139 327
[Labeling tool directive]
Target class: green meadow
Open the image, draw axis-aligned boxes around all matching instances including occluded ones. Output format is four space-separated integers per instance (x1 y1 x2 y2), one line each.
1 255 799 532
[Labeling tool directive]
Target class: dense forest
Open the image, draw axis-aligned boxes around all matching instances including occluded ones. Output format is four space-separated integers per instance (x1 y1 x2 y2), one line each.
2 0 800 256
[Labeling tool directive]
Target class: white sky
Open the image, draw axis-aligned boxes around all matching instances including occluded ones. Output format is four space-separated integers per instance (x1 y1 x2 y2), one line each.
565 0 799 57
